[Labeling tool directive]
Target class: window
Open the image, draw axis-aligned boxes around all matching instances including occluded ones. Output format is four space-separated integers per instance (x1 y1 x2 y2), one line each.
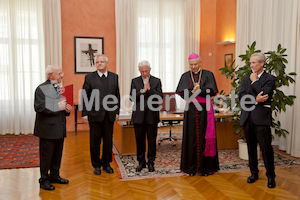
136 0 184 93
0 0 45 134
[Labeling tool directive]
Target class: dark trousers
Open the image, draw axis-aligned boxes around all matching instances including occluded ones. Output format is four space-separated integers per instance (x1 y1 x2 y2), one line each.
89 112 114 168
244 114 276 178
134 122 158 165
39 137 64 184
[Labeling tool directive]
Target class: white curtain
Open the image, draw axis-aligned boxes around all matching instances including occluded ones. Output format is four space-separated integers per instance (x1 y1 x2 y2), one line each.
184 0 201 72
0 0 45 135
115 0 138 112
42 0 62 67
115 0 200 112
236 0 300 157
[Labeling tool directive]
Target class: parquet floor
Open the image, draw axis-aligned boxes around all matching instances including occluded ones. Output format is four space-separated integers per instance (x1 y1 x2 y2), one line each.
1 126 300 200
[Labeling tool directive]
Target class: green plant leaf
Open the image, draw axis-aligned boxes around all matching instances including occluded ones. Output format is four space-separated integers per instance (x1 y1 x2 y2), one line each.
220 41 296 139
280 48 287 54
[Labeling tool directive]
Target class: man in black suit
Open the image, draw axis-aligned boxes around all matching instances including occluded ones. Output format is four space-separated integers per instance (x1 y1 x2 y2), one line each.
239 53 277 188
34 65 72 191
81 54 120 175
130 60 163 172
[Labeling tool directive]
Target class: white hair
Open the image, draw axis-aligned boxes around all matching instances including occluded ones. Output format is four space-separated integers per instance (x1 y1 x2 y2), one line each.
251 53 266 63
45 65 61 79
96 54 108 62
138 60 150 68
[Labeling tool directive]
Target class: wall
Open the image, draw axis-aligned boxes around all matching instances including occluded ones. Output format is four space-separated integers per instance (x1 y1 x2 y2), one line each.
215 0 236 94
200 0 236 95
200 0 217 72
61 0 116 131
61 0 237 132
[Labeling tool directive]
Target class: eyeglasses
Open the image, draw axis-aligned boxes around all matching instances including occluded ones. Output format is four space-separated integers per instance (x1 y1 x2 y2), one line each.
139 70 150 73
96 61 107 64
53 72 64 76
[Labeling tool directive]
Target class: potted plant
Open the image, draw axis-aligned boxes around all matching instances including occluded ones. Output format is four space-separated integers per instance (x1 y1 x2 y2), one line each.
219 41 296 160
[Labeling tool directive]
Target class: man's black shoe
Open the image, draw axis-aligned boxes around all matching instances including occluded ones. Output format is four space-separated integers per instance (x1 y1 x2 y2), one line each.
148 164 155 172
188 172 196 176
103 165 114 174
94 167 101 175
136 163 146 172
268 177 276 188
50 177 69 184
40 182 55 191
247 174 258 183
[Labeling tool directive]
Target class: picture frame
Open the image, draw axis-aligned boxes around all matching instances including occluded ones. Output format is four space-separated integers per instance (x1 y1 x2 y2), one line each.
74 36 104 74
224 53 233 68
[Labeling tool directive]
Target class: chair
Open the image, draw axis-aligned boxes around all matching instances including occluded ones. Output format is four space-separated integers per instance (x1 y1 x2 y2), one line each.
158 92 182 146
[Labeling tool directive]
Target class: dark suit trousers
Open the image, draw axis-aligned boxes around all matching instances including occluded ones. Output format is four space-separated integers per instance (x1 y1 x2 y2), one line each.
39 138 64 184
89 112 114 168
244 113 276 178
134 116 158 165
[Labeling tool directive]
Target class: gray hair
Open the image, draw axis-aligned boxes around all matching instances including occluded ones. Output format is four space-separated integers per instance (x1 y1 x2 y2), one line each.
251 53 266 63
197 56 201 62
138 60 150 68
95 54 108 62
45 65 61 79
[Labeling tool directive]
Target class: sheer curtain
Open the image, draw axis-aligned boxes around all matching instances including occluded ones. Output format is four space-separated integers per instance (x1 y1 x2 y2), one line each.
42 0 62 67
116 0 200 111
184 0 200 72
115 0 138 112
236 0 300 157
136 0 185 93
0 0 45 135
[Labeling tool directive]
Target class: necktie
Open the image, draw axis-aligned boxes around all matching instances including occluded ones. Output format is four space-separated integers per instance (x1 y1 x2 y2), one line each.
101 74 108 95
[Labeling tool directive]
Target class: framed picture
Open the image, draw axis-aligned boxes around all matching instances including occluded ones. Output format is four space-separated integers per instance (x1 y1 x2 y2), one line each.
224 54 233 68
74 36 104 73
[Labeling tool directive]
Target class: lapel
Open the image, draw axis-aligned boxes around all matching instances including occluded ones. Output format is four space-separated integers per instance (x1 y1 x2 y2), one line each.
94 71 102 88
246 75 252 86
149 75 155 88
107 71 112 92
259 71 267 81
255 72 267 87
138 76 144 89
40 81 60 99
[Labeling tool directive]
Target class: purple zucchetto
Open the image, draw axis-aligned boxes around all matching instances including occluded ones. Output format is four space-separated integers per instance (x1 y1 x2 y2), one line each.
188 53 200 60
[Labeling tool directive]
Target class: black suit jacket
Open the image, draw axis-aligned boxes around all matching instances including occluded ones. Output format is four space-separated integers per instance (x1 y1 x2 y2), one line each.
239 72 276 126
81 71 120 122
34 80 69 139
130 75 163 124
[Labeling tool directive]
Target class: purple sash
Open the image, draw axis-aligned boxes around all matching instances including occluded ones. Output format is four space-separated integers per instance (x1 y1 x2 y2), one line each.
191 96 216 157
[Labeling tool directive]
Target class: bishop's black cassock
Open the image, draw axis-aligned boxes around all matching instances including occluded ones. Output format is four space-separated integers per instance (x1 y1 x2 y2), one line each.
175 69 219 175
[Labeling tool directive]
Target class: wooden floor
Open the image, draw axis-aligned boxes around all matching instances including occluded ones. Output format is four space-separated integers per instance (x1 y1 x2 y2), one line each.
1 126 300 200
